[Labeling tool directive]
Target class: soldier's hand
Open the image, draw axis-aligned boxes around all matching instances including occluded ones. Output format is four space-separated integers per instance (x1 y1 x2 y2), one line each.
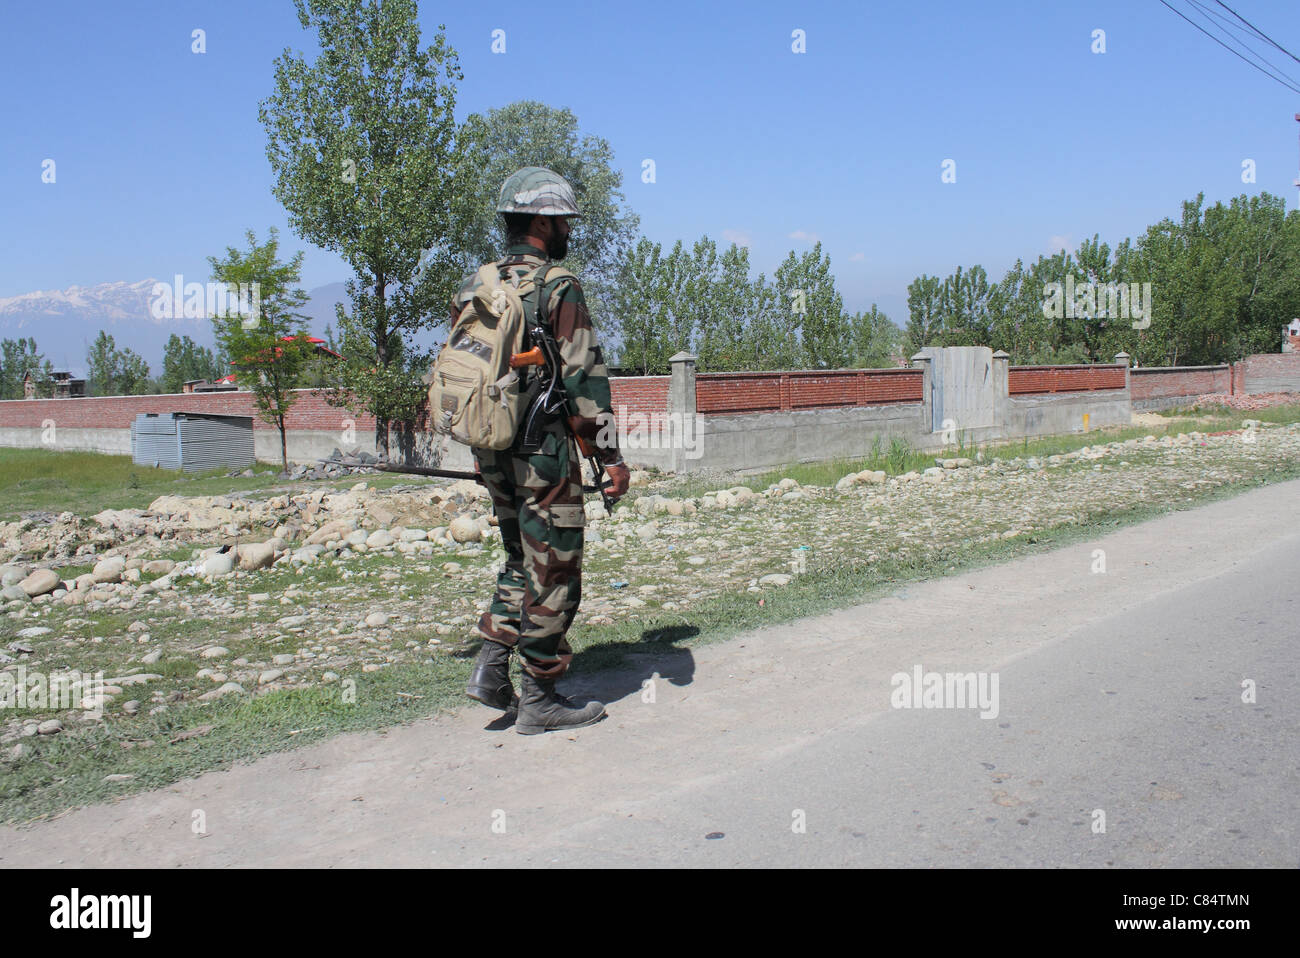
605 462 630 500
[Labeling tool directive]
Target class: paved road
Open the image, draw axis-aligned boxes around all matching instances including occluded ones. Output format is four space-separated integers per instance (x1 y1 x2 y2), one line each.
3 479 1297 867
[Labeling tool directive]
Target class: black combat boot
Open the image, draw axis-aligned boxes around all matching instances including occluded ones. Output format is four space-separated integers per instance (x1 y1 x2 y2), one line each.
515 671 606 735
466 640 518 712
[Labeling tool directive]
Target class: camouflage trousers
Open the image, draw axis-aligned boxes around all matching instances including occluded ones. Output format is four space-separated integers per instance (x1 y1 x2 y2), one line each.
472 425 586 679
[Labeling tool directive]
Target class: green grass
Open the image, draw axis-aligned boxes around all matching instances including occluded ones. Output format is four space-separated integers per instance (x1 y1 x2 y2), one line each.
1159 400 1300 424
0 448 438 522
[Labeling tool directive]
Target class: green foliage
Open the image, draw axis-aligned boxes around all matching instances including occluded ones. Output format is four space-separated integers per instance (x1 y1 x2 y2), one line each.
435 99 639 327
774 242 848 368
208 227 314 472
910 191 1300 366
260 0 463 454
0 337 54 399
85 331 150 396
847 305 903 368
611 235 898 373
160 334 223 393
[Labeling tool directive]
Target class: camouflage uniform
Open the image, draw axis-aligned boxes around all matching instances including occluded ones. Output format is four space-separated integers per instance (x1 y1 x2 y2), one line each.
450 242 621 680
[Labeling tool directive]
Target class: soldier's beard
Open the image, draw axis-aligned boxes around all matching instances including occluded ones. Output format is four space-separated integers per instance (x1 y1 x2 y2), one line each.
545 230 568 260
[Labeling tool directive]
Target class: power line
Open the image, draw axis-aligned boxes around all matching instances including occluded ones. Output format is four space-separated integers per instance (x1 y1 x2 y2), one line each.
1214 0 1300 66
1156 0 1300 94
1185 0 1300 89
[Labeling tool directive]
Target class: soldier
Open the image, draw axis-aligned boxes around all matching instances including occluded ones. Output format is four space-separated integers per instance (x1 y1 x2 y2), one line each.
458 167 630 734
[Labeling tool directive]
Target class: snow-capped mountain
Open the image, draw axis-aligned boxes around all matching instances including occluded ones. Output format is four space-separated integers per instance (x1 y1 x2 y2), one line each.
0 279 348 378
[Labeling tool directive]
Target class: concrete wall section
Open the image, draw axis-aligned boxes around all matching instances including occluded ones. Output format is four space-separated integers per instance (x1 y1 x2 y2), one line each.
1239 352 1300 394
1004 391 1131 439
687 404 929 473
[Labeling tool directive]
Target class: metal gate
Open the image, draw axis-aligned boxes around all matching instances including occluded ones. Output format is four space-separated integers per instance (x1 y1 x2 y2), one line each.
919 346 995 434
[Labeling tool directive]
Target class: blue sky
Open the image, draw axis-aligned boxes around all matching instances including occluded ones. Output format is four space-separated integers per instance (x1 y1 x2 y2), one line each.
4 0 1300 331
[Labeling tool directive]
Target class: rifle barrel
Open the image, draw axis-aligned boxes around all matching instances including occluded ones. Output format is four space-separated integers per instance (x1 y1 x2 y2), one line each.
315 458 479 482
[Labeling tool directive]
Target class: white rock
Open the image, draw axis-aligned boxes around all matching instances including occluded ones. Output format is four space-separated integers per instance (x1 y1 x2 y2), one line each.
237 540 278 571
91 556 126 583
366 529 395 549
198 682 244 701
449 516 481 543
365 612 390 628
759 573 793 587
203 552 235 577
19 569 60 597
258 669 284 685
273 653 296 666
201 646 230 659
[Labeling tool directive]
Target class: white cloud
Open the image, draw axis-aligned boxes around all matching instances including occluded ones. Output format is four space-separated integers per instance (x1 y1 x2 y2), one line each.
788 230 820 243
849 252 866 262
722 229 752 248
1047 234 1072 254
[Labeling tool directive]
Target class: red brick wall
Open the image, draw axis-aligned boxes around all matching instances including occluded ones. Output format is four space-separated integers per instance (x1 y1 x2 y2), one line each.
0 389 394 432
0 382 671 433
1008 364 1126 395
1237 351 1300 394
695 369 924 416
609 376 670 418
1130 366 1231 400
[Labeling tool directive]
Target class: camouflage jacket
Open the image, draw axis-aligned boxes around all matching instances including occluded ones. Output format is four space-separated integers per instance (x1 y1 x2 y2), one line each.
450 243 622 465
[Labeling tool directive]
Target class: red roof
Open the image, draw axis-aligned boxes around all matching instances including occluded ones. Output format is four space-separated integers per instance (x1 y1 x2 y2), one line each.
228 337 344 370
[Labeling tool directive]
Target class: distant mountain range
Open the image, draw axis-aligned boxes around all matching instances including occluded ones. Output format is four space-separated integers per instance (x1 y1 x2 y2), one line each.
0 279 351 378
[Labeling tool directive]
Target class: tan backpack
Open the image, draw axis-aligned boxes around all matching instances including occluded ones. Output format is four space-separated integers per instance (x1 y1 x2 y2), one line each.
427 260 564 450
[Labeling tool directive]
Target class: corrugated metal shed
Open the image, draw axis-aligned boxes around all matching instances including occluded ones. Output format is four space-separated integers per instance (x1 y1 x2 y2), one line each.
131 413 255 472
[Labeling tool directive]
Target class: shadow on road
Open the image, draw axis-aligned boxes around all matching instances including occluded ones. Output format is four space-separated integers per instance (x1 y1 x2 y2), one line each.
471 625 700 731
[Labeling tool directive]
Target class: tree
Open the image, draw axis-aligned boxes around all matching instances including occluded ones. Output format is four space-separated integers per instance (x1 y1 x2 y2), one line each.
774 242 848 369
209 228 315 473
846 306 901 368
611 238 674 374
260 0 463 456
436 100 640 328
85 331 150 396
905 275 944 353
160 333 221 393
0 337 53 400
696 242 757 371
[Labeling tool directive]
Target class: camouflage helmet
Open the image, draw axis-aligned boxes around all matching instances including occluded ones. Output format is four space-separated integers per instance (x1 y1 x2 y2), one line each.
496 166 582 217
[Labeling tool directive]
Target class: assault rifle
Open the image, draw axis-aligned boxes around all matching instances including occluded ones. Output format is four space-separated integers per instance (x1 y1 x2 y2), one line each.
316 457 482 483
509 323 618 513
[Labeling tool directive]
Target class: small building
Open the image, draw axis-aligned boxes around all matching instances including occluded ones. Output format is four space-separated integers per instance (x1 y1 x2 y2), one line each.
131 412 255 472
1283 319 1300 353
21 370 85 398
52 372 86 398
